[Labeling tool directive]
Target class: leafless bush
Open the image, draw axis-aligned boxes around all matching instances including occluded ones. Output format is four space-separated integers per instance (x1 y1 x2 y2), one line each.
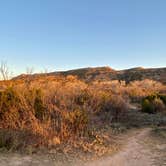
26 67 34 74
0 61 10 80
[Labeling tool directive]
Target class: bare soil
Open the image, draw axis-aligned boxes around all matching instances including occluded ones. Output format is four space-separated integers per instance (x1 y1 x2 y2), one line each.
85 128 156 166
0 128 165 166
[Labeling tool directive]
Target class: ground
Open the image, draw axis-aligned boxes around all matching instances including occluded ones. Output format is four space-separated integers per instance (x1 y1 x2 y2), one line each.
0 127 165 166
85 128 155 166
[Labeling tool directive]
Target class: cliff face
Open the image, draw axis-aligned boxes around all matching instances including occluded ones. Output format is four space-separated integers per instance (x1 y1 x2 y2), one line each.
13 67 166 84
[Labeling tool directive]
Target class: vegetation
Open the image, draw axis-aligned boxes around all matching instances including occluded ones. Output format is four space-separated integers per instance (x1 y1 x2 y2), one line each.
0 75 165 156
142 94 166 114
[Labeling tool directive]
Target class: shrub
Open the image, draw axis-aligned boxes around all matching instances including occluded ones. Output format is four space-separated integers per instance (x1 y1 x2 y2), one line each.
142 99 155 114
146 94 158 101
153 98 165 113
109 95 128 121
63 109 89 137
0 88 21 128
94 93 128 122
158 94 166 105
33 89 46 121
142 94 166 114
0 87 19 115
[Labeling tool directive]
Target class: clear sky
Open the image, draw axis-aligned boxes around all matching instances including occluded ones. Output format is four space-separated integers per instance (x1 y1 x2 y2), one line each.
0 0 166 75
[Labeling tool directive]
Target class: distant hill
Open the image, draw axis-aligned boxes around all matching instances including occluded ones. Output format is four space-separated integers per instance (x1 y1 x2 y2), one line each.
13 66 166 84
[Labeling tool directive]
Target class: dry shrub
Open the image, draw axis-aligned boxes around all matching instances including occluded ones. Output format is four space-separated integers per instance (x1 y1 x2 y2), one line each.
92 92 128 122
62 109 89 137
126 79 166 102
0 78 90 149
0 76 165 151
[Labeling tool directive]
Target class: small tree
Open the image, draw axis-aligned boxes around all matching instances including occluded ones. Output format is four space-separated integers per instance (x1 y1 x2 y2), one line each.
0 61 10 80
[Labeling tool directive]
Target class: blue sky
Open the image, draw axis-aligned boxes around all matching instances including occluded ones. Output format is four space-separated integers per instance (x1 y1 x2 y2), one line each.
0 0 166 75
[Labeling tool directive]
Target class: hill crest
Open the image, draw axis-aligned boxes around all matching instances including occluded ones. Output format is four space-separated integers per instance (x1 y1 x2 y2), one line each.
13 66 166 84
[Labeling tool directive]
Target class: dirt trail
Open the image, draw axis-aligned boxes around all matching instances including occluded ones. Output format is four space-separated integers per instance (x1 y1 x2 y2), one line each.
85 128 155 166
0 128 161 166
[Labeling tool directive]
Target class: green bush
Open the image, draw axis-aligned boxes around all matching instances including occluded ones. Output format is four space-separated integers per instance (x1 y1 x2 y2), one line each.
145 94 157 101
142 94 166 114
141 99 155 114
